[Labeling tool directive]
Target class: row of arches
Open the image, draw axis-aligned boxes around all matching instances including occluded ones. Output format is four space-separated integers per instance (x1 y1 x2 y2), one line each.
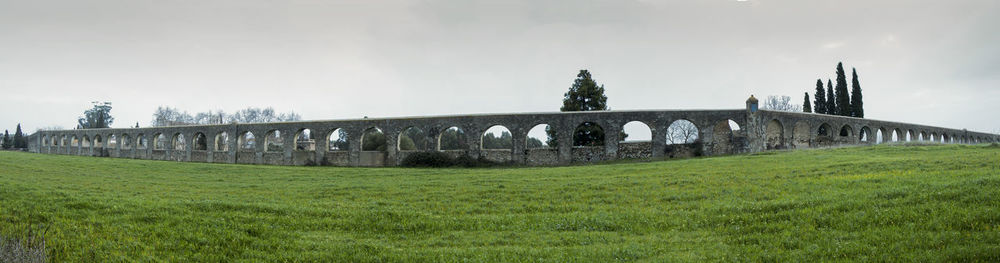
38 118 746 153
764 119 993 149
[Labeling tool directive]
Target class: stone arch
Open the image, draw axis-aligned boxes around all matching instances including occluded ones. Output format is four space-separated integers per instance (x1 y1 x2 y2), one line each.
919 131 927 141
41 135 49 147
711 120 737 154
108 134 118 148
838 125 854 140
942 134 950 143
526 124 554 149
238 131 256 151
172 133 187 151
136 134 147 149
665 119 698 145
362 127 388 151
930 132 937 143
892 129 901 142
215 132 229 151
264 130 283 152
481 125 513 150
622 121 652 142
876 128 887 144
60 135 68 147
192 132 208 151
765 119 784 150
71 135 80 147
121 134 132 149
153 133 166 150
328 128 348 151
294 129 315 151
573 121 605 147
93 135 103 147
906 130 915 142
398 126 430 151
817 123 832 137
859 126 871 142
792 121 810 148
438 126 468 150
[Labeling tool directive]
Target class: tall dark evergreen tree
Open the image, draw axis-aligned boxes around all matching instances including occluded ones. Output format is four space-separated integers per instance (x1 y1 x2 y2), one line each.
813 79 826 114
547 69 609 147
802 93 812 112
826 79 836 115
835 62 851 116
1 130 10 149
13 124 26 148
850 68 864 118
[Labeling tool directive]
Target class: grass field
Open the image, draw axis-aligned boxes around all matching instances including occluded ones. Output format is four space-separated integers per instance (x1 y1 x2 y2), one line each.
1 144 999 262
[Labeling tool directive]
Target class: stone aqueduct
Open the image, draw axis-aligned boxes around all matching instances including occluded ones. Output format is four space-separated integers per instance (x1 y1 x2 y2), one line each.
27 99 999 167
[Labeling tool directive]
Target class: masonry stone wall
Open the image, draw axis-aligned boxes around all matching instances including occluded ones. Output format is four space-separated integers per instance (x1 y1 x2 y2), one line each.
26 107 1000 167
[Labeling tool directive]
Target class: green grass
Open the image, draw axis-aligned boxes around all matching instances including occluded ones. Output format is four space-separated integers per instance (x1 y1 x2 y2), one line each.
1 144 999 262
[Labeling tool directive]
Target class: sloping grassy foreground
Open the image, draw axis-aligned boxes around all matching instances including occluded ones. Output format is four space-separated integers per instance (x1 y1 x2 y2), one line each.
1 145 999 262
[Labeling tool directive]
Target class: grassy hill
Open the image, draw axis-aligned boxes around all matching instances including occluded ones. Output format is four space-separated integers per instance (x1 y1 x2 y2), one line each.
1 144 999 262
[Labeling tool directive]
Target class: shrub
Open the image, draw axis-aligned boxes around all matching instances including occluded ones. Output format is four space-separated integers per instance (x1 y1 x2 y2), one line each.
401 151 456 167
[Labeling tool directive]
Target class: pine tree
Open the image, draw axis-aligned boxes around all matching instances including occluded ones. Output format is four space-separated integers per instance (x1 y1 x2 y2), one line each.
813 79 826 114
826 79 836 115
850 68 864 118
1 130 10 149
13 124 26 148
803 92 812 113
547 69 609 147
835 62 851 116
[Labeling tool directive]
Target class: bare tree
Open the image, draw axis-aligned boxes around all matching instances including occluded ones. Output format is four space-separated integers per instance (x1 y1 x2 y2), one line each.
761 95 802 112
666 120 699 144
153 106 302 126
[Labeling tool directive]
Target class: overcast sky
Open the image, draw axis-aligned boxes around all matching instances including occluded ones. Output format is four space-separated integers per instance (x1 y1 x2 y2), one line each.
1 0 998 135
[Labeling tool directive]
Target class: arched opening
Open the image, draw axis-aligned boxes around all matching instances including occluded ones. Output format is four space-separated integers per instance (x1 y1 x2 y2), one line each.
919 132 927 141
41 136 48 147
153 134 167 150
792 122 810 148
121 134 132 149
876 128 885 144
892 129 901 142
71 136 80 147
481 125 513 150
215 132 229 151
438 126 467 150
238 132 256 151
61 135 68 146
93 135 103 147
766 119 785 150
362 127 387 151
136 134 147 149
526 124 554 149
930 133 937 143
622 121 652 142
573 122 605 147
839 125 853 137
711 120 738 153
942 134 950 144
328 128 348 151
192 133 207 151
906 130 914 142
860 126 871 142
264 130 283 152
108 134 117 148
295 129 315 151
172 133 187 151
817 123 832 137
666 119 699 145
398 127 430 151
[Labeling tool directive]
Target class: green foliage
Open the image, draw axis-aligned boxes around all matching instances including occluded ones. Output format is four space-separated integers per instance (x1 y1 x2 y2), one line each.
330 129 349 151
13 124 26 149
481 131 512 149
78 101 114 129
813 79 826 114
802 92 812 113
835 62 852 117
399 152 500 167
826 79 836 115
1 130 10 149
361 129 386 151
2 145 1000 261
398 128 430 151
527 137 546 148
438 128 467 150
851 68 864 118
573 122 605 147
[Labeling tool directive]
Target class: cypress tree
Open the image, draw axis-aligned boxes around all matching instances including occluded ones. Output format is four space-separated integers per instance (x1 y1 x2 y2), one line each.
13 124 25 148
850 68 864 118
1 130 9 149
826 79 836 115
835 62 851 116
803 92 812 113
813 79 826 114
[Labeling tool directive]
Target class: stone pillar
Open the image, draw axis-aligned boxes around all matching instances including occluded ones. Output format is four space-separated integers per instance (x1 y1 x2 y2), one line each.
745 95 765 153
385 128 398 166
604 120 621 160
651 122 667 158
283 129 294 165
557 123 573 165
314 129 328 165
511 126 526 165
